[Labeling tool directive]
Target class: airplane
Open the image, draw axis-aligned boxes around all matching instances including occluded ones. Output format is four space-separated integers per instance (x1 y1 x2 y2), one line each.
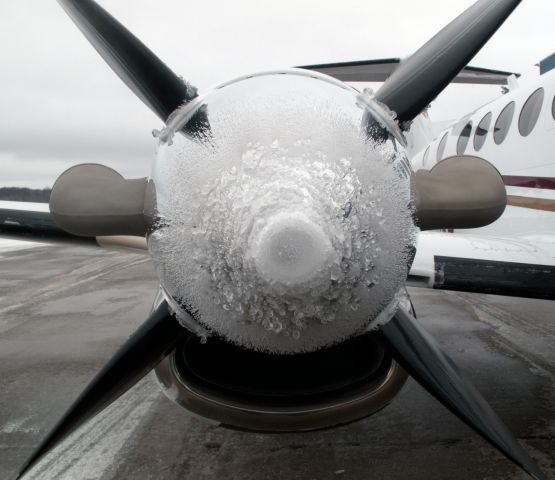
405 53 555 301
4 0 551 479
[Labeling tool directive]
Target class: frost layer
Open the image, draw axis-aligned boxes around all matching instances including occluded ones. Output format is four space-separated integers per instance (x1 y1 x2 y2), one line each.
149 73 416 353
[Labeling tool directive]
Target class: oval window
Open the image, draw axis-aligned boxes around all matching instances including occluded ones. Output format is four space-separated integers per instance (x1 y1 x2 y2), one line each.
518 88 544 137
437 132 448 161
552 93 555 120
494 101 515 145
457 122 472 155
422 145 430 166
473 112 492 151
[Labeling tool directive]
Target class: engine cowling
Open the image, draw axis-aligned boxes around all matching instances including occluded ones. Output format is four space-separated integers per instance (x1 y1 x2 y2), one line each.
155 323 407 432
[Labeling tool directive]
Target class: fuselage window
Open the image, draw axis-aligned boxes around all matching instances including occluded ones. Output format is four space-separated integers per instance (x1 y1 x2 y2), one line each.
423 145 430 166
437 132 448 161
473 112 492 151
494 101 515 145
456 122 472 155
518 88 544 137
552 93 555 120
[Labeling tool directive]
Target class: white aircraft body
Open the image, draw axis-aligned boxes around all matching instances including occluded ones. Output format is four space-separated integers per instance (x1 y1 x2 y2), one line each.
407 64 555 299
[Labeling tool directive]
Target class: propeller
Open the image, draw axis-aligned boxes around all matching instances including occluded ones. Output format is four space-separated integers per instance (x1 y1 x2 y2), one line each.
17 0 546 479
370 0 520 231
16 300 188 480
57 0 196 122
49 164 149 237
50 0 515 238
57 0 209 136
411 155 506 230
374 0 522 126
380 308 546 480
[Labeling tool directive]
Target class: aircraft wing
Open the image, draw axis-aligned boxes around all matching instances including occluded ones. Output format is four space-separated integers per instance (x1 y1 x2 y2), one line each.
298 58 519 85
409 231 555 300
0 200 60 232
0 200 146 250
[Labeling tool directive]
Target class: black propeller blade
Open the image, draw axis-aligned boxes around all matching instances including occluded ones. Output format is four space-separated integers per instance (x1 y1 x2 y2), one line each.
57 0 197 123
380 307 546 480
16 300 187 480
375 0 521 125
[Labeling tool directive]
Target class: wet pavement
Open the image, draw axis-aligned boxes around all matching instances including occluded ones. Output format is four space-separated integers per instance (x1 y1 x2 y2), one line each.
0 238 554 479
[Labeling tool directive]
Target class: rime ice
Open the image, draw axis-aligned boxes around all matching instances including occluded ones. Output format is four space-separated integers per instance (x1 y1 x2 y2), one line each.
148 70 416 353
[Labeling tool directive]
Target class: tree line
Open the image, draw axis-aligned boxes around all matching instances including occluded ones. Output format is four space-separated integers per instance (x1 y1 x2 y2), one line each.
0 187 51 202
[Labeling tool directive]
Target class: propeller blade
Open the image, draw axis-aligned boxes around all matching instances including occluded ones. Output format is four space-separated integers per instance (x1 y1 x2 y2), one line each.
96 235 148 251
17 300 187 480
57 0 197 122
375 0 521 125
49 164 149 237
379 307 546 480
411 155 506 230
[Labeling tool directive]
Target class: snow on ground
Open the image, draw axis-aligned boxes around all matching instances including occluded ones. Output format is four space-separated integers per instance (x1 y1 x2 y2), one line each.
0 237 48 254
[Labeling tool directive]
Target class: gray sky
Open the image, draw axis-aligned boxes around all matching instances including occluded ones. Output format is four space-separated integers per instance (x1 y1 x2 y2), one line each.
1 0 553 188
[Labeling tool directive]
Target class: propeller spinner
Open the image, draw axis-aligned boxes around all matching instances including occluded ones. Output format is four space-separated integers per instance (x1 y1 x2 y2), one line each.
17 0 546 479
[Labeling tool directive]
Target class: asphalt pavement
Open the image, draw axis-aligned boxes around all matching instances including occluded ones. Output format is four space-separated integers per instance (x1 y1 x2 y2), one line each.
0 237 553 480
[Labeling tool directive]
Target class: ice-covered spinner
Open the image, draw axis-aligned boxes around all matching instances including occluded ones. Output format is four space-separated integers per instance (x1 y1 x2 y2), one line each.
148 70 416 353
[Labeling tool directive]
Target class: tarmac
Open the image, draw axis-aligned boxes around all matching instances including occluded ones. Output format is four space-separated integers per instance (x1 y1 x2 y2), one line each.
0 234 554 480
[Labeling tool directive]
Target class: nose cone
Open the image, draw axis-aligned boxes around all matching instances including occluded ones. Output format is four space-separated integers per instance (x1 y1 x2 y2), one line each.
251 212 333 287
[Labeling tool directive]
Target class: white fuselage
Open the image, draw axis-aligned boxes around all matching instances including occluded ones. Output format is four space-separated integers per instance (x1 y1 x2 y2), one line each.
410 68 555 263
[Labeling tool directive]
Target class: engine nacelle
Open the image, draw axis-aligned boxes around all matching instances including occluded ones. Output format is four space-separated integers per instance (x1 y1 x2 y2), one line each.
155 327 407 432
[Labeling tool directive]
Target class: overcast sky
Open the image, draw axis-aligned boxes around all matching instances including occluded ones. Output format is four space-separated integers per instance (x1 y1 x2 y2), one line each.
1 0 553 188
